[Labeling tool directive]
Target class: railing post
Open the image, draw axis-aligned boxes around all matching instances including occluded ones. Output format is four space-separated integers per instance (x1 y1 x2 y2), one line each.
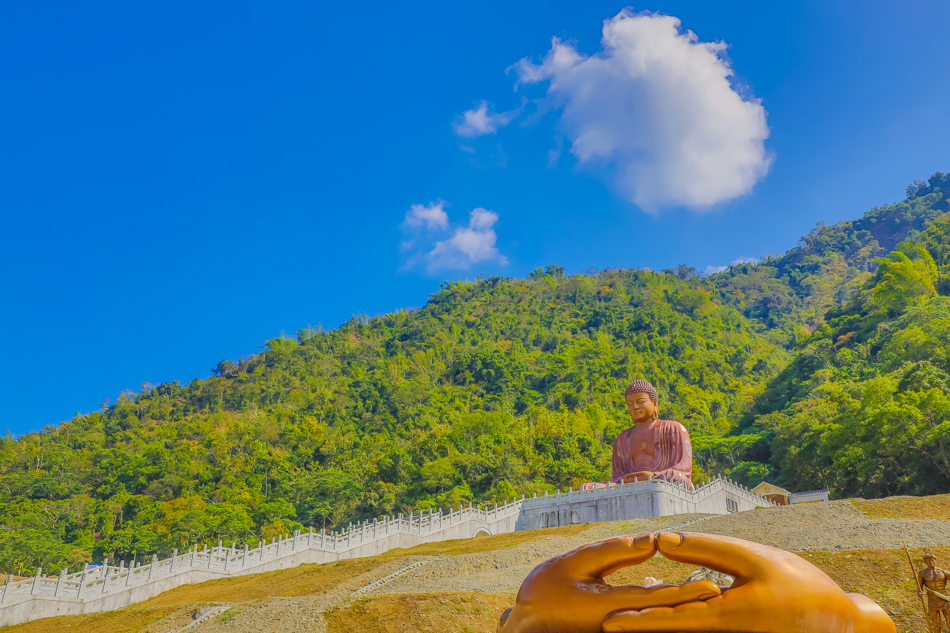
147 555 157 580
0 574 12 604
77 568 88 598
54 567 68 597
30 568 42 596
0 574 10 604
101 565 110 594
191 545 198 567
170 549 178 572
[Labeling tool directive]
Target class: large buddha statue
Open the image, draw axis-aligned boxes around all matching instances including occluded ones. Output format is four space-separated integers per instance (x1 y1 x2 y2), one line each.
582 379 693 490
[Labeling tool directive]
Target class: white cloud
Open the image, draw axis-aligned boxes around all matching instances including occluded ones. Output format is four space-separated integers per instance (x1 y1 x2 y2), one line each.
401 203 508 273
427 208 508 272
453 101 520 138
703 255 760 276
704 264 729 275
510 9 772 211
731 256 759 266
403 201 449 231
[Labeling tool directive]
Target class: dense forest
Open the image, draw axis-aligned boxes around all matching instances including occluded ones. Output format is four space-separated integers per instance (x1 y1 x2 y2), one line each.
1 172 947 575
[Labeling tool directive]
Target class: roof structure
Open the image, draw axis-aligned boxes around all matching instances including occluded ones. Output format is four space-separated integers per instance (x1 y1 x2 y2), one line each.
751 481 791 496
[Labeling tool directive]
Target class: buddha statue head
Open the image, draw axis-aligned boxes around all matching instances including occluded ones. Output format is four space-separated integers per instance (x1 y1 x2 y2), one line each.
624 379 659 424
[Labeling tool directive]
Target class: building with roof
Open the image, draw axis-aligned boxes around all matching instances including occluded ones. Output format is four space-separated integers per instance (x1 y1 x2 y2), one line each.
787 489 830 504
751 482 830 505
751 481 791 505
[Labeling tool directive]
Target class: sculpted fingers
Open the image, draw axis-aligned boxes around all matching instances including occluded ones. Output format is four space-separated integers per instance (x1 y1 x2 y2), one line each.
564 534 657 578
496 607 513 633
655 532 785 579
847 595 897 633
601 580 721 612
602 599 733 633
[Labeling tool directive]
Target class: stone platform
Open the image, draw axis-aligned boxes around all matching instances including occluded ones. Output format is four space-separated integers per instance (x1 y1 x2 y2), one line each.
517 475 773 530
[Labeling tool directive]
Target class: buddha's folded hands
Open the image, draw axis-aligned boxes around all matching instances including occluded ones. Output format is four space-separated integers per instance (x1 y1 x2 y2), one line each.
497 532 895 633
496 533 721 633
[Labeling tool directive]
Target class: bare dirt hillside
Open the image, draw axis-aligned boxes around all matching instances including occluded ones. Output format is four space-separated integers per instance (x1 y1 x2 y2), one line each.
7 495 950 633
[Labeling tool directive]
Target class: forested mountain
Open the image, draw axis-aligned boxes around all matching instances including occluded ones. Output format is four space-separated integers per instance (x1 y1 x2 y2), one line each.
0 172 947 576
748 205 950 499
712 174 949 337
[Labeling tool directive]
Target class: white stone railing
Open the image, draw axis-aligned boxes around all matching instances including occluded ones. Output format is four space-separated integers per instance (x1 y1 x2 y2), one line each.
519 474 775 510
642 474 776 505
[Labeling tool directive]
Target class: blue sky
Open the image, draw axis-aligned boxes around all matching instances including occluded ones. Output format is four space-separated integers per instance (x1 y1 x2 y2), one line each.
2 1 948 434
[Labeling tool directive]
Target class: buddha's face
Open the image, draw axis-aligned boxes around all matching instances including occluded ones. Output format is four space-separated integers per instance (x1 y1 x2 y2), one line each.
625 391 657 424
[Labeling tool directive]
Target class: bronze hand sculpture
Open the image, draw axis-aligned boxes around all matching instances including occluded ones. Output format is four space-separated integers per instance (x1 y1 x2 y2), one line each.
498 532 895 633
496 533 720 633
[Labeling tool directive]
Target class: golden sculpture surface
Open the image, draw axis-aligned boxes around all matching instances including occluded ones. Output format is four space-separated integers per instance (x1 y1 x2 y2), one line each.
581 380 692 490
919 551 950 632
497 532 895 633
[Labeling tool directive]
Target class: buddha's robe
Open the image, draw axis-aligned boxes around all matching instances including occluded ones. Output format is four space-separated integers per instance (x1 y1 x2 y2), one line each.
611 419 693 488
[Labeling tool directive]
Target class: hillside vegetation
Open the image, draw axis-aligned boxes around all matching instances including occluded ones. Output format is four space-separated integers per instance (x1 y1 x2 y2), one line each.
0 172 947 575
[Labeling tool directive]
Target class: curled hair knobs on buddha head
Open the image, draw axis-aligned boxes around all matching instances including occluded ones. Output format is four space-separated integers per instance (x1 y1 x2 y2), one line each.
624 379 658 402
624 379 659 420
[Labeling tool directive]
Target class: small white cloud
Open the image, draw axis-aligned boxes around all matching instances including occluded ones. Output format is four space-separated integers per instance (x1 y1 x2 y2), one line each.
426 208 508 272
703 256 760 276
731 256 759 266
507 9 772 211
453 101 521 138
400 203 508 273
468 207 498 231
403 201 449 231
